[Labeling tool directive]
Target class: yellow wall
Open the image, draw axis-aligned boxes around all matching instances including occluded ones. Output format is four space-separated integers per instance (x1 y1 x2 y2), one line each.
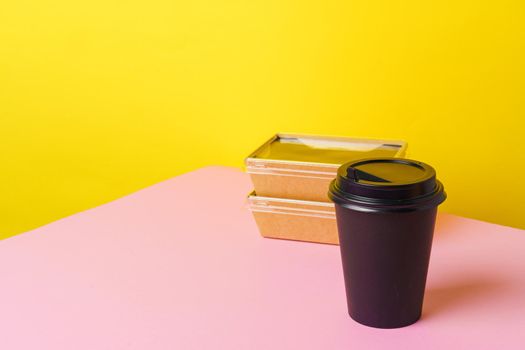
1 1 524 238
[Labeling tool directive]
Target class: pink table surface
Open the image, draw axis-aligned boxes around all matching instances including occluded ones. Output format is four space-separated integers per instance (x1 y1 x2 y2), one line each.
1 166 524 349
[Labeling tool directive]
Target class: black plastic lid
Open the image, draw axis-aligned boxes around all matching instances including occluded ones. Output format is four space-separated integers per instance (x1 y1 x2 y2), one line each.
328 158 446 212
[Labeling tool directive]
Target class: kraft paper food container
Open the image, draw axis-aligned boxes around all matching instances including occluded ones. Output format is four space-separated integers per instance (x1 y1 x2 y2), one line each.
248 191 338 245
245 133 407 202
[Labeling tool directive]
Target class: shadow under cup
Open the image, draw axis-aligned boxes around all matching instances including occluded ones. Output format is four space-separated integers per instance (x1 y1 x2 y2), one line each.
328 158 446 329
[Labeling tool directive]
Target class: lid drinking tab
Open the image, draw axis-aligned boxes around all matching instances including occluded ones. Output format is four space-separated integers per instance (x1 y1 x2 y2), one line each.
347 167 391 183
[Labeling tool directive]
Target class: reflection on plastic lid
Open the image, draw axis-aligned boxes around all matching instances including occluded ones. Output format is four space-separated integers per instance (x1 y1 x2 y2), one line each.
254 136 402 164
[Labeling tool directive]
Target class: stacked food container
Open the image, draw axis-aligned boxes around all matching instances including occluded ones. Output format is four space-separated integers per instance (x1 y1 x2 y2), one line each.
246 133 407 244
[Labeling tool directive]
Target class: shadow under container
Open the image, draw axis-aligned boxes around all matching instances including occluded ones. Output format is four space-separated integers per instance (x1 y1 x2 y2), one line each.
245 134 407 202
247 192 338 245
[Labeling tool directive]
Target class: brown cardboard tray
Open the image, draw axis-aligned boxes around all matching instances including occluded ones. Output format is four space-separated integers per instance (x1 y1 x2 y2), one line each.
248 191 338 245
245 133 407 202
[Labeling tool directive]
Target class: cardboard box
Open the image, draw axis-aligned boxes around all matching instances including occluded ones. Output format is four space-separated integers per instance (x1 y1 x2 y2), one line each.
245 133 407 202
248 192 338 245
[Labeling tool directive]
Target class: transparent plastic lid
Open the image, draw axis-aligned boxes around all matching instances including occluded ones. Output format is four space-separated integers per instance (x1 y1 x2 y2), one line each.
247 192 335 219
250 134 404 164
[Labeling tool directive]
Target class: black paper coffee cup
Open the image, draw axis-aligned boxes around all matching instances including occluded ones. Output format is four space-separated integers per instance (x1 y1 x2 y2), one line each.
328 158 446 329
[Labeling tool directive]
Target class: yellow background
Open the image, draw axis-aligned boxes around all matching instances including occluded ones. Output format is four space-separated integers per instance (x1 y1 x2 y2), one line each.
1 1 524 238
